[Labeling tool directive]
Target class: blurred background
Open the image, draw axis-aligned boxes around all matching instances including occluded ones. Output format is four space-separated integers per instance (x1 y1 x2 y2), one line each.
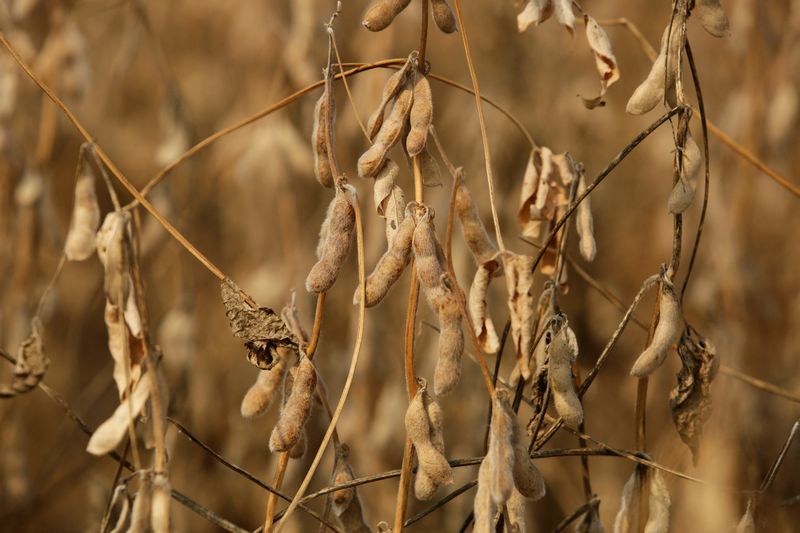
0 0 798 531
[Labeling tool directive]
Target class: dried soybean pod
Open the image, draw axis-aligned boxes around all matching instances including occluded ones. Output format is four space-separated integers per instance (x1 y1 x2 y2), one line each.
487 390 515 506
306 185 356 294
311 93 334 188
630 282 683 378
576 173 596 261
358 81 414 178
331 443 356 515
367 60 413 141
96 211 131 306
288 427 307 459
405 383 453 490
433 296 463 397
240 357 286 418
431 0 458 33
507 488 526 532
469 261 501 355
414 390 448 499
696 0 730 38
455 178 498 265
354 206 415 307
412 205 444 291
362 0 412 32
626 27 669 115
269 355 317 452
65 156 101 261
473 459 498 533
336 496 371 533
668 132 702 214
406 73 433 157
547 316 583 428
511 411 545 500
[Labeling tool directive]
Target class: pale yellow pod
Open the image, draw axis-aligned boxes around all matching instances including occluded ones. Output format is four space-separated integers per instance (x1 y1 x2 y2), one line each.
240 358 286 419
269 356 317 452
487 390 515 506
473 459 498 533
311 93 334 188
576 173 596 261
406 73 433 157
65 159 101 261
354 206 415 307
547 316 583 428
668 131 702 214
306 185 356 294
362 0 413 32
367 61 413 141
630 282 683 378
455 178 498 265
696 0 730 38
358 81 414 178
431 0 458 33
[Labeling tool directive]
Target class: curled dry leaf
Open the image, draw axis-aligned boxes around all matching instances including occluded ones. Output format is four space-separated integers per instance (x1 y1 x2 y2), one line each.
613 466 671 533
220 278 299 370
669 327 719 464
518 147 573 247
668 130 702 214
362 0 412 32
65 155 101 261
503 252 536 382
0 318 49 398
371 159 407 246
696 0 731 38
582 15 620 109
517 0 573 34
468 260 501 355
630 280 683 378
86 376 151 455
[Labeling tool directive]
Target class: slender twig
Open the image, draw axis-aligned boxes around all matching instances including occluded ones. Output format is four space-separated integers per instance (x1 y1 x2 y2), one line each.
553 497 600 533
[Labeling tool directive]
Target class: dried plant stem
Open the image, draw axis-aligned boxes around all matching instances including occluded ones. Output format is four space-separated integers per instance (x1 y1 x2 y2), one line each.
273 193 367 533
553 497 601 533
451 0 506 252
35 90 59 164
329 29 368 139
263 453 291 533
419 0 430 64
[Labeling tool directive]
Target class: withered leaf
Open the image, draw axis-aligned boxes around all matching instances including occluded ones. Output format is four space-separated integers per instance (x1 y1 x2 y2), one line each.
0 317 49 398
503 252 536 381
582 15 620 109
669 326 719 464
221 278 299 370
614 465 671 533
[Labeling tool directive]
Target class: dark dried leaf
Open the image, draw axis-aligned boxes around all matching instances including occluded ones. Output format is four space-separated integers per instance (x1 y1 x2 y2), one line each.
0 318 49 398
669 325 719 464
221 278 299 370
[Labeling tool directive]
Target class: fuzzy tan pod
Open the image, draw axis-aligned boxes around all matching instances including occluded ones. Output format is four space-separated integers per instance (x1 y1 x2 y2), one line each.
503 252 536 382
696 0 730 38
668 131 702 214
240 357 287 419
487 390 516 507
468 260 501 355
366 59 414 141
311 92 334 188
456 177 498 266
511 410 546 500
576 172 596 261
65 156 101 261
473 458 498 533
433 296 464 397
547 315 583 428
431 0 457 33
87 376 151 456
362 0 412 32
355 203 415 307
614 466 671 533
269 355 317 452
405 381 453 499
406 73 433 157
507 488 527 532
306 185 356 294
626 26 681 115
358 79 414 178
630 281 682 378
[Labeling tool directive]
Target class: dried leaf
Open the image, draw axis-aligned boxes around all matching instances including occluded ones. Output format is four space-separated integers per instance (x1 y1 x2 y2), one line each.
613 467 670 533
65 155 101 261
517 0 553 33
86 376 151 455
552 0 575 34
669 327 718 464
220 278 299 370
503 253 536 382
0 318 49 398
582 15 620 109
696 0 731 38
468 260 502 355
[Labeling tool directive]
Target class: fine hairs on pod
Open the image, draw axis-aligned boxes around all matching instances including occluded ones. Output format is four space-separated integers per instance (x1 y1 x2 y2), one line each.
306 185 356 294
546 313 583 428
269 355 317 452
630 280 683 378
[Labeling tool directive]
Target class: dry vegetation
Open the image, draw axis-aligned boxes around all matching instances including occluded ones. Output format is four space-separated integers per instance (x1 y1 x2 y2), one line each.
1 0 800 532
